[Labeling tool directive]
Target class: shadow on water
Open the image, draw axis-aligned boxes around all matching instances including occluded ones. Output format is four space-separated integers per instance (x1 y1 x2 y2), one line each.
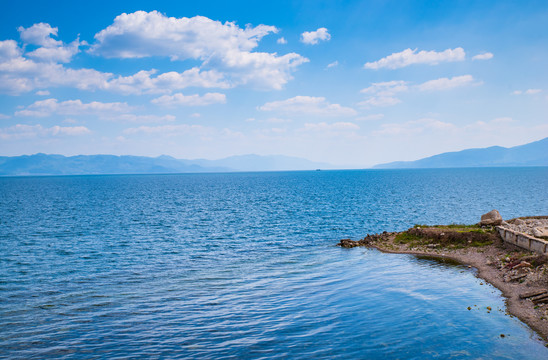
413 254 468 269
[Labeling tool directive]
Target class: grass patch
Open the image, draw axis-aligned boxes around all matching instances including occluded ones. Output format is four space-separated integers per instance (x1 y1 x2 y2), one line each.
395 232 423 244
397 225 497 249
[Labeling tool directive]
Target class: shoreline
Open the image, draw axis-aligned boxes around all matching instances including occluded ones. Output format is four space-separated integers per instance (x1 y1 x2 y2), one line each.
339 231 548 344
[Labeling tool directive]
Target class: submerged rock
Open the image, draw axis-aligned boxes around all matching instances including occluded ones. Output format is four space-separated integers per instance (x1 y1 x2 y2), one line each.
480 209 503 226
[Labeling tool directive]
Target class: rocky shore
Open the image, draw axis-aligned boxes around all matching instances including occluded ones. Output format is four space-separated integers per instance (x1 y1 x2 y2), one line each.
338 212 548 343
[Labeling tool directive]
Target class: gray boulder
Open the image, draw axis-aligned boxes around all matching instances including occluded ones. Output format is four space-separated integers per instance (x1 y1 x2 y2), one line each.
480 209 503 226
533 227 548 238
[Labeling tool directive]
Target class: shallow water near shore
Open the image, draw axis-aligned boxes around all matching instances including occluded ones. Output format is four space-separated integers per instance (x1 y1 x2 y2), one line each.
1 168 548 359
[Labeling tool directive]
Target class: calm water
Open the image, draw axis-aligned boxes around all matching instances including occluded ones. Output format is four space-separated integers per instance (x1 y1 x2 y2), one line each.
1 168 548 359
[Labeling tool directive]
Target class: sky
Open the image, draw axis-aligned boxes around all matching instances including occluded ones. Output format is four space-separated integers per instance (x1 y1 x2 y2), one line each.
0 0 547 167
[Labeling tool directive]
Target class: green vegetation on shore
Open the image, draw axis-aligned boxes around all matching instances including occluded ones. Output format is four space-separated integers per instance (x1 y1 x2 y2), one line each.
395 224 497 249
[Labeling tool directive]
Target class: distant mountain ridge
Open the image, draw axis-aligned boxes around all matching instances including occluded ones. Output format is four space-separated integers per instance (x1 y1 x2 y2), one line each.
0 153 333 176
373 137 548 169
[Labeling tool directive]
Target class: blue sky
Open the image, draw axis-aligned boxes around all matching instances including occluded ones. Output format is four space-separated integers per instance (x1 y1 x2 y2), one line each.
1 0 547 166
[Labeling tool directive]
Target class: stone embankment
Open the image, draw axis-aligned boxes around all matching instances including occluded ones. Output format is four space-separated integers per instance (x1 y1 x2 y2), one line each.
496 216 548 255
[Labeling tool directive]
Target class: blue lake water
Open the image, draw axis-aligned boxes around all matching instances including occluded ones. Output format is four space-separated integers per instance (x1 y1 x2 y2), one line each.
1 168 548 359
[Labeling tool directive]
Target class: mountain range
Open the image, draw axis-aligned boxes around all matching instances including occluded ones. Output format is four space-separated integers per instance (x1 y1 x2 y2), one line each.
1 137 547 175
373 137 548 169
0 153 333 176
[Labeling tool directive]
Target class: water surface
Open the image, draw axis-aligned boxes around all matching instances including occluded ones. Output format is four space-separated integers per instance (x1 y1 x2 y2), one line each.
1 168 548 358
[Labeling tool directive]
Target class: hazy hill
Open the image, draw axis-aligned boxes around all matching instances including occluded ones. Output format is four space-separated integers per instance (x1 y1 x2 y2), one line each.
185 154 333 172
373 137 548 169
0 153 332 176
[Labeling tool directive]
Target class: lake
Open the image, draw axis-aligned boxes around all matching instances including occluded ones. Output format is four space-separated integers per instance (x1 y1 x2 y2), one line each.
1 168 548 358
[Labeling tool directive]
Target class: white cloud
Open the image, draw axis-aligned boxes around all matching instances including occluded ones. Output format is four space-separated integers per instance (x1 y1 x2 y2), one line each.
300 28 331 45
472 52 494 60
417 75 478 91
0 13 308 94
326 61 338 69
52 125 90 136
0 113 11 119
359 80 408 107
355 114 384 121
15 98 132 117
190 113 201 118
105 68 230 95
0 42 227 95
123 124 210 136
277 37 287 44
374 117 539 147
512 89 542 95
491 117 514 124
364 47 466 70
213 50 308 90
264 117 292 123
151 92 226 106
463 117 517 132
359 96 401 107
91 12 276 58
106 114 176 123
18 23 61 47
90 11 307 90
18 23 81 63
0 40 112 95
0 40 21 61
259 96 357 116
256 127 287 135
359 76 478 107
301 121 359 131
374 118 457 136
36 90 50 96
361 80 408 96
220 128 245 139
0 124 90 140
25 41 81 63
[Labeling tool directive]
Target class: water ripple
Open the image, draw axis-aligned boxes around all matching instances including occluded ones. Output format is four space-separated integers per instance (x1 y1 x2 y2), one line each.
1 169 547 358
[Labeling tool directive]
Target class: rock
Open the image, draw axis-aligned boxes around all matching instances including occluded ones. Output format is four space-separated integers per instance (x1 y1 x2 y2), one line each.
533 227 548 238
509 274 527 282
514 261 532 269
519 289 547 299
515 218 526 225
480 210 503 226
338 239 358 248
